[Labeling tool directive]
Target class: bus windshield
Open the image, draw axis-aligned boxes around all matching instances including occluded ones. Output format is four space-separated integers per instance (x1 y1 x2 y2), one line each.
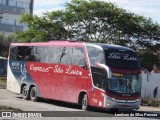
109 73 141 94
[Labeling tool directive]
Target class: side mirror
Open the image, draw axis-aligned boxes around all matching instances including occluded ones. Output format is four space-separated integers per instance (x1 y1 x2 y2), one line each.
95 62 112 79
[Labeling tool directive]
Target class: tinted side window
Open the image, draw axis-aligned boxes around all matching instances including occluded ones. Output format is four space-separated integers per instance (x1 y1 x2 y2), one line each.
17 46 28 61
72 47 86 67
14 46 35 61
92 67 108 90
10 46 48 62
47 46 62 64
10 46 18 60
34 47 48 63
87 46 105 66
24 46 35 61
60 47 72 65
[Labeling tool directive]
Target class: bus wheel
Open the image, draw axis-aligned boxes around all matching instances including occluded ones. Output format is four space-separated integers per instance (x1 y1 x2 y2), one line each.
22 86 30 100
30 87 38 102
82 94 88 110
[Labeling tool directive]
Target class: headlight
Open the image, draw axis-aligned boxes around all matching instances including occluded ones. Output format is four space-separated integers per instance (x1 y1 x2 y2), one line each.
127 99 140 103
108 96 116 101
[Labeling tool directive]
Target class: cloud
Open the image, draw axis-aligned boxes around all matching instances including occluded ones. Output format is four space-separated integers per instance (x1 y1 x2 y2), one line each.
33 8 62 16
33 0 69 16
34 0 65 7
103 0 160 23
33 0 160 23
33 9 49 16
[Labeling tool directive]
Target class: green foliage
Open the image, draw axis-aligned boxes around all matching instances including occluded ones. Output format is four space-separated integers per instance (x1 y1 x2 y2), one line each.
16 12 71 42
0 34 10 57
139 53 158 71
15 0 160 48
17 14 50 42
141 98 160 107
0 33 18 57
14 0 160 69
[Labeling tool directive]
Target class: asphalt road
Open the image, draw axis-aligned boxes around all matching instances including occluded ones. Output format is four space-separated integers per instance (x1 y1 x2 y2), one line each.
0 89 160 120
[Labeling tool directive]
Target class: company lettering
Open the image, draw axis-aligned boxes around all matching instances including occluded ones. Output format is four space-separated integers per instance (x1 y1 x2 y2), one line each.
30 64 83 76
108 53 137 61
54 65 64 73
108 53 121 59
65 66 82 75
30 64 53 72
123 54 137 61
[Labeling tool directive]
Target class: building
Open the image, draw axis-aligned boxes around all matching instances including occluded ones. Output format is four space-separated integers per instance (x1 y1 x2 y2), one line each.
0 0 34 36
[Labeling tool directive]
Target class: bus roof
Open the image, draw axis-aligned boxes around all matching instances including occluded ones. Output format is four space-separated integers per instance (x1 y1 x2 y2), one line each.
10 41 85 47
10 41 134 52
86 43 135 52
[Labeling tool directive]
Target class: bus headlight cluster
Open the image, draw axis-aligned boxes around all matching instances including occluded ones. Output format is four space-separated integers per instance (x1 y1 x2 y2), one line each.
127 99 140 103
104 95 116 101
105 94 140 103
108 96 116 101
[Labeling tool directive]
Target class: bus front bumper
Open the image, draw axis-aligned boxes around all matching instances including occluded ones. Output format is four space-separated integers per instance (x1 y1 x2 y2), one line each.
103 95 140 110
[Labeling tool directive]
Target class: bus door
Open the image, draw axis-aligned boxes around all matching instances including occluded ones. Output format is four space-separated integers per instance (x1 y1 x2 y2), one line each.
91 67 108 107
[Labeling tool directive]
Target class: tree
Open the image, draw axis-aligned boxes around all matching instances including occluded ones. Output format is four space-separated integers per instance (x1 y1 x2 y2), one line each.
0 34 13 57
15 0 160 70
63 0 160 48
16 11 71 42
16 0 160 49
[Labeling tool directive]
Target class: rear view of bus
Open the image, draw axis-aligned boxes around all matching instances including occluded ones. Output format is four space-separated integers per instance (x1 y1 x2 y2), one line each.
86 43 141 110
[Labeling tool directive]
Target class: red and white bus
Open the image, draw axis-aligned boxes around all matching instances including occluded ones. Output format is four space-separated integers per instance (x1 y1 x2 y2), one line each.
7 41 141 110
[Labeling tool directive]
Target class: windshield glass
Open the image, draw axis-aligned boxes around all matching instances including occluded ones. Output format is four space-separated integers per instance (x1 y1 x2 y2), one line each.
109 73 141 94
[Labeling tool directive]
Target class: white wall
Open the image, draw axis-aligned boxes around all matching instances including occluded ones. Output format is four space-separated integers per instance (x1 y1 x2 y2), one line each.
141 73 160 100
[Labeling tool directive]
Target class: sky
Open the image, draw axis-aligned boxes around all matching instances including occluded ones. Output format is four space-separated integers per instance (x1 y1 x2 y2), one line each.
33 0 160 24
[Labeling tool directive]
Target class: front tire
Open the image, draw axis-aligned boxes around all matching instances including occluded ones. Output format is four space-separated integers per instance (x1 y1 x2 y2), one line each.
82 94 88 110
30 87 39 102
22 86 30 100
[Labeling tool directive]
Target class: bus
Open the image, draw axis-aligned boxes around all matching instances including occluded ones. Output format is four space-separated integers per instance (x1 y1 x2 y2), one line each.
7 41 141 110
0 56 7 77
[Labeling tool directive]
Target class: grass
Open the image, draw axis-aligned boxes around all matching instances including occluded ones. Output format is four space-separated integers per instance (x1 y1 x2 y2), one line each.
141 97 160 107
0 76 6 89
0 105 22 111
